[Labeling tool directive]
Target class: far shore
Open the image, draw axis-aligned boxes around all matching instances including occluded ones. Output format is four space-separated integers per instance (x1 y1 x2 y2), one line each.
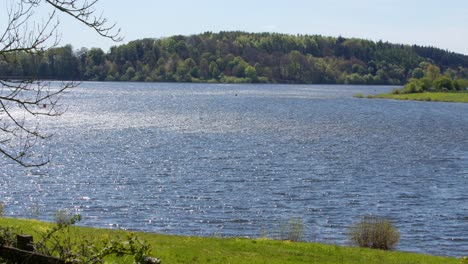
356 91 468 103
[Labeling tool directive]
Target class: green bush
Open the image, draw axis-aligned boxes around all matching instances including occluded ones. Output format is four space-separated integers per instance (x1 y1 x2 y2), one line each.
419 77 433 91
434 77 454 91
391 88 401 94
397 77 434 94
454 79 468 91
0 226 18 247
349 216 400 250
404 79 426 93
54 209 78 227
35 213 160 263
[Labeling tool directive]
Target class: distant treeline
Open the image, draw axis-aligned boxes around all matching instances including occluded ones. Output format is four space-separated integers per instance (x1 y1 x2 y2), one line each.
2 31 468 85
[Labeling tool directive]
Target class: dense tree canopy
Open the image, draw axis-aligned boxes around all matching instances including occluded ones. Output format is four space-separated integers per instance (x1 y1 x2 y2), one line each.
2 31 468 85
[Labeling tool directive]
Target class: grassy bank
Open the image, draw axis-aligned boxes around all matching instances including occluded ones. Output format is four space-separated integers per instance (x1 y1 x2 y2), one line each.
0 218 460 264
363 92 468 103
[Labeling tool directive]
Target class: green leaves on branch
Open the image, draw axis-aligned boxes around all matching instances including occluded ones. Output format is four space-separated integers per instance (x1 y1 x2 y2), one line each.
2 212 161 264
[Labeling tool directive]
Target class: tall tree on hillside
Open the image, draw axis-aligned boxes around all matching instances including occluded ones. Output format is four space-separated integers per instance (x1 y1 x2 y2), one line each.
0 0 121 167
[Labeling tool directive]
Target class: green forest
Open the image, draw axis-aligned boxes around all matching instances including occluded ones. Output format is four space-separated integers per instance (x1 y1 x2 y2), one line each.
2 31 468 85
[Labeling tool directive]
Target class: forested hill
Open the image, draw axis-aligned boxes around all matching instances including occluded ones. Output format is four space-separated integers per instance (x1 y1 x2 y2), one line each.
2 31 468 85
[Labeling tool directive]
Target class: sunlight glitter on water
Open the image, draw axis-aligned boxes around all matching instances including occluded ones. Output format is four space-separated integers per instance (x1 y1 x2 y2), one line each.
1 82 467 257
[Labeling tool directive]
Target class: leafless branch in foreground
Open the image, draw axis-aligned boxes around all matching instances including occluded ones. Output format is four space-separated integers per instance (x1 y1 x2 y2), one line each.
1 0 121 166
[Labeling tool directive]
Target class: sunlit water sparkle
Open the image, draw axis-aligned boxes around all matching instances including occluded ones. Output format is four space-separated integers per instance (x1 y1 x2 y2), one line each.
1 82 467 257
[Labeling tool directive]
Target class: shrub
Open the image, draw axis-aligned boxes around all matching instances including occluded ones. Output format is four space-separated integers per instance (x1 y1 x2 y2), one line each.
349 216 400 250
279 217 305 242
401 79 424 93
434 77 454 91
36 213 160 263
454 79 468 91
461 256 468 264
0 226 18 247
0 202 4 217
391 88 401 94
54 209 78 227
419 77 433 91
398 77 434 94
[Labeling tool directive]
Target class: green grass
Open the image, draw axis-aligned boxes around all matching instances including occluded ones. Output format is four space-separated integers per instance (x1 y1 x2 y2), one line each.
365 92 468 103
0 218 460 264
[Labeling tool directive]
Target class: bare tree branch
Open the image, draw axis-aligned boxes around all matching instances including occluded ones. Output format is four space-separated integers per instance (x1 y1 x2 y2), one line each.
1 0 121 166
45 0 122 42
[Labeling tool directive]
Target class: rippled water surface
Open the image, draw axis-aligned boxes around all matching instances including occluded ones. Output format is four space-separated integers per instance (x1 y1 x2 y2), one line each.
1 82 467 256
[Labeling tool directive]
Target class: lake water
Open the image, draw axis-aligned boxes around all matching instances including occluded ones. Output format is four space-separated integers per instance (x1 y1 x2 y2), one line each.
1 82 467 257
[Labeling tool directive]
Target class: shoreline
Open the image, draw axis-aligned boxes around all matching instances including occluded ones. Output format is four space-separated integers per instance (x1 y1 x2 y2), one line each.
0 217 461 263
357 92 468 103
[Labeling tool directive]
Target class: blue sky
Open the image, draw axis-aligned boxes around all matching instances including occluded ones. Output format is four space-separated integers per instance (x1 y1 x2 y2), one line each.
4 0 468 54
